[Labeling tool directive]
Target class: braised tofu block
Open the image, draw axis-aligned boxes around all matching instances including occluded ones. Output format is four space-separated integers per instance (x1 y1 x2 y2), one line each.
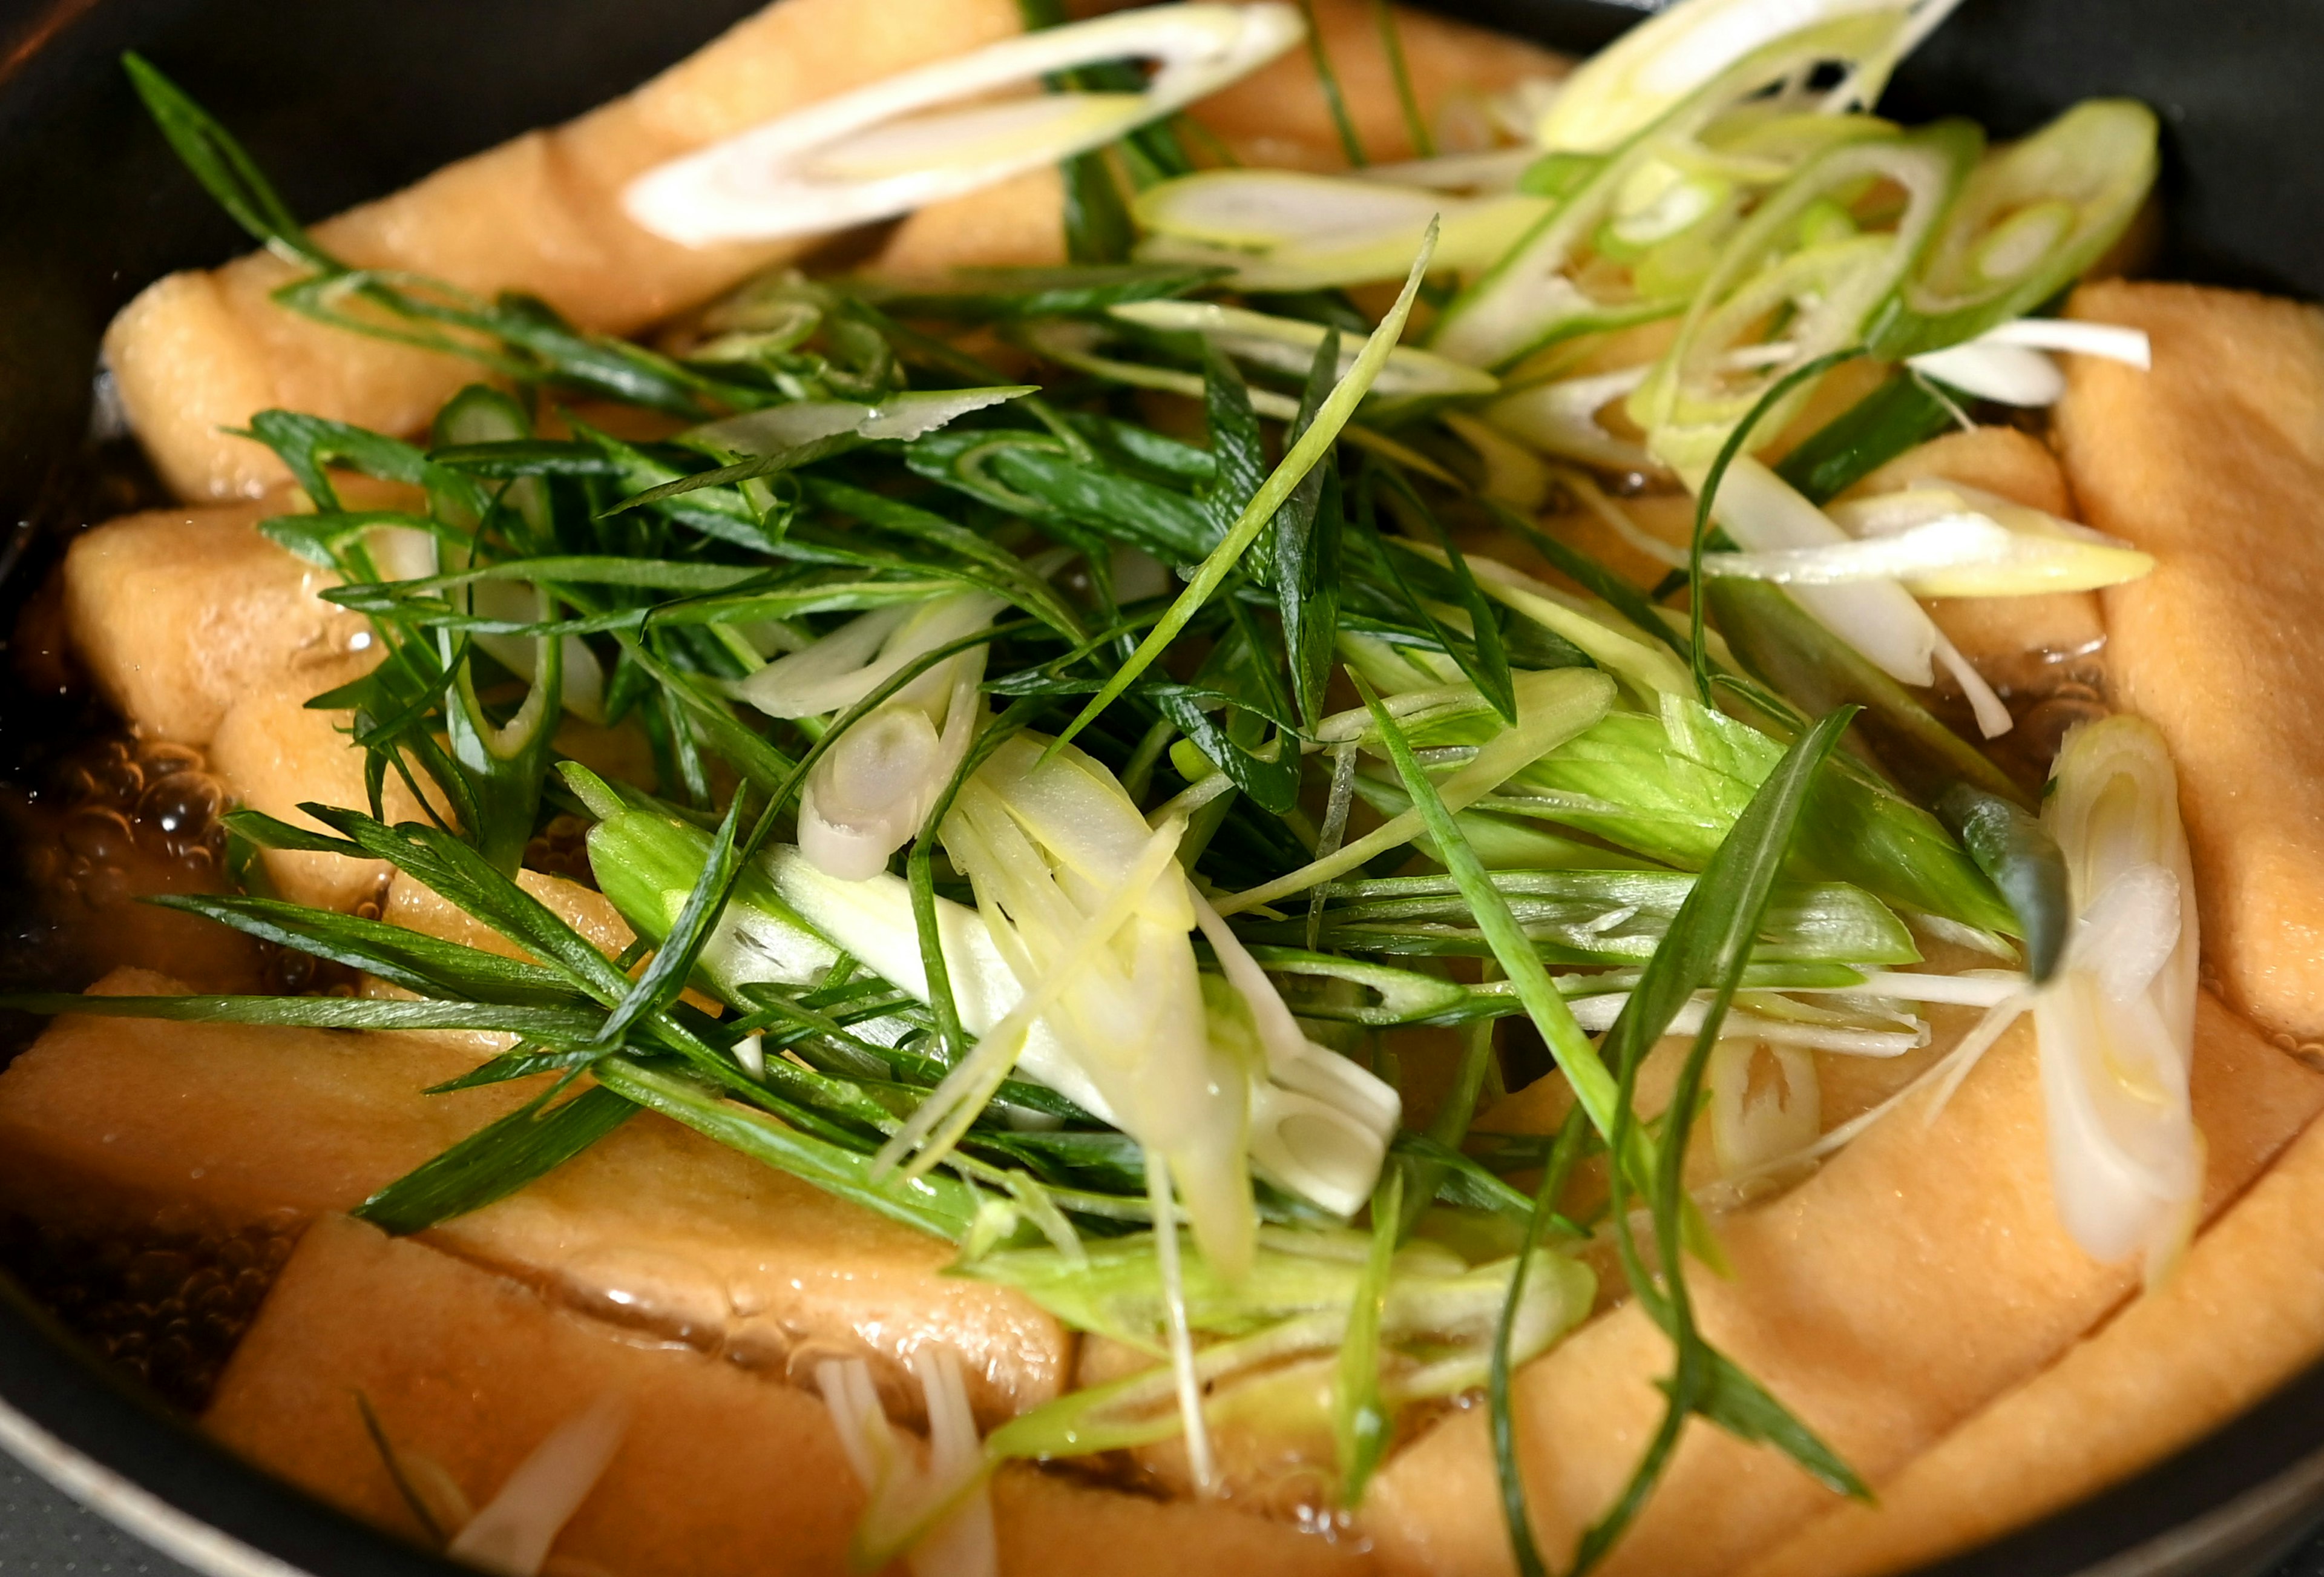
1357 996 2323 1577
0 968 1068 1423
205 670 428 911
2056 281 2324 1042
61 501 372 746
205 1214 872 1576
1191 0 1567 170
435 1111 1068 1426
106 0 1023 501
209 1216 1362 1577
997 1463 1376 1577
0 969 530 1240
870 167 1070 278
1741 1085 2324 1577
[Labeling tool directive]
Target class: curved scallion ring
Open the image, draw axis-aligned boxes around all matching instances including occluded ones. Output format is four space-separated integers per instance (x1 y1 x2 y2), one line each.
622 2 1304 246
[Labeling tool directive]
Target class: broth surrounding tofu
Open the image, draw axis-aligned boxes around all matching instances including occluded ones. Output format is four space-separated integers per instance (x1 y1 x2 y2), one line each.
6 2 2324 1576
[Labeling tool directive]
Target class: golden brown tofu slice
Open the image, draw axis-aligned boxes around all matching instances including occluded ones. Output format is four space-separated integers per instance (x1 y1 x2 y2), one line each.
435 1111 1068 1427
204 1214 872 1576
2056 280 2324 1044
0 968 532 1239
208 1216 1363 1577
0 967 1066 1423
376 876 1066 1423
997 1462 1376 1577
107 0 1023 501
1356 995 2324 1577
205 668 428 911
383 867 637 963
61 500 373 746
1739 1065 2324 1577
870 167 1070 278
1190 0 1567 170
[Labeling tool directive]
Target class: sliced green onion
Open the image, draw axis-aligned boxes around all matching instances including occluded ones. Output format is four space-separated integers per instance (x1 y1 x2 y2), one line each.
1533 0 1933 156
688 386 1035 454
1820 479 2153 597
1431 15 1909 369
1630 122 1979 468
1132 170 1544 289
1874 100 2160 355
623 3 1305 245
1051 220 1439 756
1108 300 1498 398
2032 716 2201 1275
1213 669 1616 916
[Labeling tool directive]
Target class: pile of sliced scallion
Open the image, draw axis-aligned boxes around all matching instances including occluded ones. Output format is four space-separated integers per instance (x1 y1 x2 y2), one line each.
32 2 2188 1569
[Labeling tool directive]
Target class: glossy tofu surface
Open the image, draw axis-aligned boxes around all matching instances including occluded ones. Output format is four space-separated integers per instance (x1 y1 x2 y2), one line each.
205 1214 874 1577
1742 1076 2324 1577
2057 280 2324 1043
205 670 422 910
210 1214 1366 1577
62 500 372 746
1357 996 2322 1577
0 969 532 1237
0 967 1068 1423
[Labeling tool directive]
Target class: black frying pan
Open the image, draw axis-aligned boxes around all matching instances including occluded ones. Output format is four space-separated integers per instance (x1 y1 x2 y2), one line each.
0 2 2319 1574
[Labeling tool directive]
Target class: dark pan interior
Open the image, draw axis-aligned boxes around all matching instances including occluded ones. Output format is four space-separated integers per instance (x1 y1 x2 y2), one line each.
0 2 2319 1575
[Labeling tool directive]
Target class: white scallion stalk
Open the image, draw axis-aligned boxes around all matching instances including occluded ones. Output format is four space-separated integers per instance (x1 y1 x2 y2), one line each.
364 527 607 725
470 581 608 724
2032 716 2202 1277
624 4 1304 245
1907 341 2066 406
1975 317 2152 364
818 1349 997 1577
1147 1151 1218 1496
445 1394 629 1577
1699 456 2019 734
878 815 1190 1178
1699 490 2153 607
1704 983 2028 1204
1132 171 1548 291
1564 991 1927 1055
1486 344 1796 473
739 589 1006 881
1193 893 1402 1217
768 846 1115 1120
1107 300 1499 400
1695 455 1934 680
1841 969 2023 1007
1486 363 1662 473
1823 479 2154 598
1356 147 1541 193
938 735 1256 1276
1534 0 1948 154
